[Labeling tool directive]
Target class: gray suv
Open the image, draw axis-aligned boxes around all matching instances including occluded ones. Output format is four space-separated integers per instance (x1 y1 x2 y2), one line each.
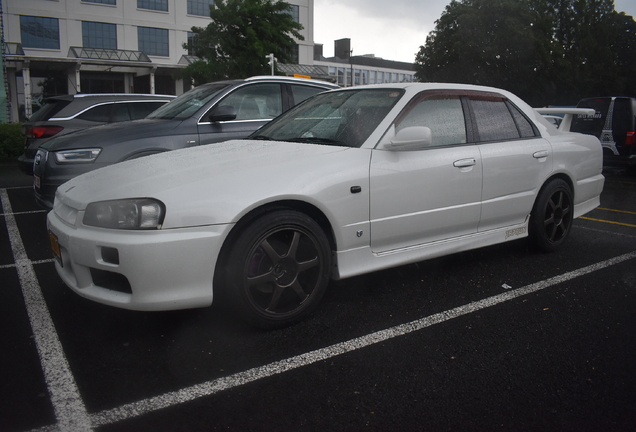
19 93 175 174
33 76 338 208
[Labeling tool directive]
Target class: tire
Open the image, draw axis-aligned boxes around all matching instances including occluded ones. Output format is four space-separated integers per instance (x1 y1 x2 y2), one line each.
529 179 573 252
223 210 331 329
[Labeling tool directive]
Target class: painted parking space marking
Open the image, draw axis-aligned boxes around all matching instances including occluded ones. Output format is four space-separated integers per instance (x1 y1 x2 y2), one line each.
597 207 636 215
1 189 92 431
577 225 636 239
579 206 636 228
579 217 636 228
0 259 54 270
4 185 634 431
0 208 48 216
87 250 636 428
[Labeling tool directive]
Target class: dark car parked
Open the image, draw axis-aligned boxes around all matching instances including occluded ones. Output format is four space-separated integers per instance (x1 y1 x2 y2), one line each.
570 96 636 167
33 76 338 208
18 93 175 174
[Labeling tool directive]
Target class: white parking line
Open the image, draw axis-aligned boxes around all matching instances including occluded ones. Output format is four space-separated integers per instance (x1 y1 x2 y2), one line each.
0 209 49 216
0 259 54 270
89 250 636 428
0 190 92 432
5 190 634 431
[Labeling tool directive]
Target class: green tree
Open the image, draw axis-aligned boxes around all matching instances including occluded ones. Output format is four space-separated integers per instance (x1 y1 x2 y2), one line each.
415 0 636 106
181 0 303 85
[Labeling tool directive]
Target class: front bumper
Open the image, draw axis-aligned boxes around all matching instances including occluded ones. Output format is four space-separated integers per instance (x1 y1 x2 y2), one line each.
47 207 233 311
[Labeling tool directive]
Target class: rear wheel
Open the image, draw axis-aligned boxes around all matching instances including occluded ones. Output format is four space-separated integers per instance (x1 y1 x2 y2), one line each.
529 179 573 252
223 210 331 329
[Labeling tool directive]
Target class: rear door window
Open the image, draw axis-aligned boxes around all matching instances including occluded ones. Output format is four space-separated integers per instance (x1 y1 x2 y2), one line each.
76 104 114 122
127 101 166 119
471 98 520 141
111 101 167 122
290 84 327 106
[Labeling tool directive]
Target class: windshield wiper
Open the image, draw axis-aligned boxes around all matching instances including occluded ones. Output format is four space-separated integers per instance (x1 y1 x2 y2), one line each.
284 137 347 146
250 135 273 140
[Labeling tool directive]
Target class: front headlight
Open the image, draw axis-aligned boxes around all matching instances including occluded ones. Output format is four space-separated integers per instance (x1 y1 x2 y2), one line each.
83 198 165 230
55 148 101 163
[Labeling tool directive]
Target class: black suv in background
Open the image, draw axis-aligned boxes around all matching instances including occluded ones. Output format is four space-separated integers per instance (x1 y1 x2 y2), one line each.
18 93 175 174
33 76 339 208
570 96 636 167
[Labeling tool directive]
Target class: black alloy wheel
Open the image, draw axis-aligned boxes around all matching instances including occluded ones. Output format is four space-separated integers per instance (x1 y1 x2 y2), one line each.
529 178 573 252
224 210 331 329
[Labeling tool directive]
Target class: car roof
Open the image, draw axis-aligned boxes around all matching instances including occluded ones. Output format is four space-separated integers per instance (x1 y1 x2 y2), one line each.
44 93 175 103
30 93 175 122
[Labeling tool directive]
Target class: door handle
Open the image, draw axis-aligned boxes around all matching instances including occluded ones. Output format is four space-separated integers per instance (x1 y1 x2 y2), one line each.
533 150 549 159
453 158 476 168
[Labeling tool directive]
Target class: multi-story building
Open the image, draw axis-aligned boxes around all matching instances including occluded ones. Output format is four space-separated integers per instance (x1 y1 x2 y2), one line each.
312 39 415 87
0 0 415 123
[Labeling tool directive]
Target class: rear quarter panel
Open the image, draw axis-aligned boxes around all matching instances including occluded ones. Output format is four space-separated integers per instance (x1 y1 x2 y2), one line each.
549 132 604 208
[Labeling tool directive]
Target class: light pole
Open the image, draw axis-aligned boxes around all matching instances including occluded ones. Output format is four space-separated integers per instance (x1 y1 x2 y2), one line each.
265 53 276 76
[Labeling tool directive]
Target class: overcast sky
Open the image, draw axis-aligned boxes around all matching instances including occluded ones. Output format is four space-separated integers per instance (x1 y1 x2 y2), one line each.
314 0 636 63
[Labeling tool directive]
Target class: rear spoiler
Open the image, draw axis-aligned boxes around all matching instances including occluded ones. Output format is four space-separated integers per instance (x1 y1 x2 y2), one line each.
534 107 596 132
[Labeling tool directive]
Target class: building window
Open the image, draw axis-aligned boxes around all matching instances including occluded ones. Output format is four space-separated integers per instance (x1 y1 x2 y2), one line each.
286 4 299 23
337 67 345 86
82 22 117 49
83 0 116 4
188 0 214 16
284 44 299 64
138 0 168 11
138 27 169 56
20 16 60 49
187 32 199 56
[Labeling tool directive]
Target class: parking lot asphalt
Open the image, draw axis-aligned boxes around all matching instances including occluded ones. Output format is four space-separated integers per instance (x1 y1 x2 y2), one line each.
1 161 636 432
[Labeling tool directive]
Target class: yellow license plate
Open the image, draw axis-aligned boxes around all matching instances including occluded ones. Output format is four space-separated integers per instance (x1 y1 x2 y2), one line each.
49 232 62 267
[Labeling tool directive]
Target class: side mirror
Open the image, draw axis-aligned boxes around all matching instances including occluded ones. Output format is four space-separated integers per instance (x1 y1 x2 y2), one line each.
209 105 237 122
385 126 432 150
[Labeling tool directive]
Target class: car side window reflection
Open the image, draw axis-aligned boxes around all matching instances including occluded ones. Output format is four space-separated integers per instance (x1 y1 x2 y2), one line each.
396 96 467 146
219 84 283 121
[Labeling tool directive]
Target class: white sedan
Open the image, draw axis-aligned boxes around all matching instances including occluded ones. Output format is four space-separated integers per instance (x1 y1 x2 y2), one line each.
47 83 604 328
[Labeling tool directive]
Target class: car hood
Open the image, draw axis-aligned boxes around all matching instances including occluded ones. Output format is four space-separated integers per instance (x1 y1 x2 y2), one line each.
55 140 367 228
41 118 182 150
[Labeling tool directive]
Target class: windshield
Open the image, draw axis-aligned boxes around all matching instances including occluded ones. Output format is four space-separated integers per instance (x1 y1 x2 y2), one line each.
252 88 404 148
147 84 229 120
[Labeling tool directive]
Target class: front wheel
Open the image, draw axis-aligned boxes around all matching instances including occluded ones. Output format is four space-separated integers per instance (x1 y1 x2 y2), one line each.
529 179 573 252
223 210 332 329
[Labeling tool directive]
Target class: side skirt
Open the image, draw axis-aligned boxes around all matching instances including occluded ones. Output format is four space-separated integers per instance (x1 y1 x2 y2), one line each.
332 219 530 280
